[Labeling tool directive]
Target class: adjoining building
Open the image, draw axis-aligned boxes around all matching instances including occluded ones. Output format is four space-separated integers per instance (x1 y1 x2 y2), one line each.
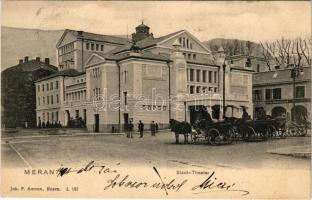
1 57 58 128
253 66 311 124
35 23 254 132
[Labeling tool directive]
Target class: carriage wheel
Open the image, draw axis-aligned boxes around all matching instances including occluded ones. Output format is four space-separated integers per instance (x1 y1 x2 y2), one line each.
268 125 276 139
243 126 256 141
225 128 235 144
208 128 222 145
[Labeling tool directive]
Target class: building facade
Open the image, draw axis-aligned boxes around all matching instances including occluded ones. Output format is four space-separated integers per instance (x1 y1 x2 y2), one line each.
36 23 253 132
2 57 57 128
253 66 311 124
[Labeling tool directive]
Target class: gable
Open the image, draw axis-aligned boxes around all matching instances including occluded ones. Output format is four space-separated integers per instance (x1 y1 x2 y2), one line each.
56 30 77 48
157 31 211 54
84 53 106 68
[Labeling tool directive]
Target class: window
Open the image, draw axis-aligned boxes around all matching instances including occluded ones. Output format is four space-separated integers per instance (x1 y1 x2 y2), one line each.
188 54 191 60
56 111 59 122
101 45 104 51
43 97 45 104
245 58 252 68
202 70 207 82
190 86 194 94
196 86 201 93
52 112 54 122
86 43 90 50
37 85 40 92
46 83 49 91
42 84 44 92
47 96 50 104
51 95 53 104
257 64 260 72
50 82 53 90
179 37 182 44
123 70 128 83
196 70 200 82
43 113 45 122
123 91 127 105
56 94 59 103
193 54 196 60
265 89 271 100
186 39 189 48
56 81 59 89
295 86 305 98
208 71 212 83
272 88 281 100
38 97 40 106
47 112 49 122
182 38 185 48
214 71 217 83
253 90 262 101
91 43 94 51
96 44 99 51
189 69 194 81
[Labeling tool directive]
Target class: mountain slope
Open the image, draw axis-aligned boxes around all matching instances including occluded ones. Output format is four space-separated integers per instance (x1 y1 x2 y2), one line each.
203 38 263 57
1 27 64 70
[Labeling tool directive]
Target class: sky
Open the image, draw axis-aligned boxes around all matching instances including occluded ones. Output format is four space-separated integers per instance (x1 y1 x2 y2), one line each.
1 1 311 42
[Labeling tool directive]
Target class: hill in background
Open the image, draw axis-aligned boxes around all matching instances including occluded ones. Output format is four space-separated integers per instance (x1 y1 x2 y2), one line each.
1 27 64 70
1 26 264 71
203 38 263 57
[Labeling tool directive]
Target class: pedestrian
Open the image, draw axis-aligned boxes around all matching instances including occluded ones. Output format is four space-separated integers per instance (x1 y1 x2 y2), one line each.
138 120 144 138
151 121 156 136
155 122 159 133
128 120 134 138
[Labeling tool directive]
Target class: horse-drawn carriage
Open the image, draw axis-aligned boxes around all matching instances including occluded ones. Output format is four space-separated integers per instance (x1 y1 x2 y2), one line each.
169 114 309 145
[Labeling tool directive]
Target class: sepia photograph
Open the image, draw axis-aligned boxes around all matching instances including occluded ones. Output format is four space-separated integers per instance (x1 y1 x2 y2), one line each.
1 1 311 199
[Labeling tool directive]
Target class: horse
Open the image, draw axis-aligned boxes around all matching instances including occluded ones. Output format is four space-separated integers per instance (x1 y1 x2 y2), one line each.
169 119 192 144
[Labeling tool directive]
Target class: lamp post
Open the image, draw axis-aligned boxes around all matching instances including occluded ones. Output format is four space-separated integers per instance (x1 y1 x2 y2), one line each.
290 64 304 122
222 63 226 118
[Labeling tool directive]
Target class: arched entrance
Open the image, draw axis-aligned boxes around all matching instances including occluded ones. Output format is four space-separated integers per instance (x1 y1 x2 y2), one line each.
271 106 286 118
291 105 308 124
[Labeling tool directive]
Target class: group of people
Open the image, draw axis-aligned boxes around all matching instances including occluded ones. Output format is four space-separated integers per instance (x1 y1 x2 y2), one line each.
125 120 159 138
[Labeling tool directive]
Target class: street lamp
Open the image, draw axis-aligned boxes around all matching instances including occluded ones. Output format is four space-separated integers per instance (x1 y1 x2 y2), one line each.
290 64 304 123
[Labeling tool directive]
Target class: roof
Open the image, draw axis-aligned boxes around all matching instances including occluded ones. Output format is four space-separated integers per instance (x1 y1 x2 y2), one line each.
106 30 185 55
2 60 58 74
35 69 85 82
93 50 171 63
57 29 130 47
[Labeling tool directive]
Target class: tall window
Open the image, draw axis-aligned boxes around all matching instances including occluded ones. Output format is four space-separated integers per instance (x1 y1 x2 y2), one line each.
208 71 212 83
46 83 49 91
86 43 90 50
43 97 45 104
50 82 53 90
38 97 40 106
96 44 99 51
51 95 54 104
42 84 44 92
295 86 305 98
123 91 127 105
257 64 260 72
189 69 194 82
265 89 271 100
56 81 59 89
193 54 196 60
57 94 59 103
202 70 207 82
38 85 40 92
190 86 194 94
214 71 217 83
47 96 50 104
56 111 59 122
123 70 128 83
91 43 94 51
196 70 200 82
253 90 262 101
272 88 281 100
101 45 104 51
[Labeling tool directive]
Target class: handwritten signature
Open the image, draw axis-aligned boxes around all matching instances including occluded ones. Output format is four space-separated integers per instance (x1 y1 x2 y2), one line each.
56 161 249 196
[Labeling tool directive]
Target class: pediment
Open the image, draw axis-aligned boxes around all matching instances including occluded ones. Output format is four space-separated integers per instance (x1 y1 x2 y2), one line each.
84 53 106 68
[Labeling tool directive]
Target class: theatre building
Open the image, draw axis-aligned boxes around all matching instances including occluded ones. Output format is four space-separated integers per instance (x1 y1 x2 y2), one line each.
35 23 253 132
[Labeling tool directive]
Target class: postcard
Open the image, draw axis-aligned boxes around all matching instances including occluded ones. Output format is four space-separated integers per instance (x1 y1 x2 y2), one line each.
1 1 311 199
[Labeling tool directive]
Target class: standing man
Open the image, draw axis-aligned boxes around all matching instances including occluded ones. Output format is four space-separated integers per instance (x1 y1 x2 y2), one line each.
128 120 134 138
138 120 144 138
151 121 156 136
